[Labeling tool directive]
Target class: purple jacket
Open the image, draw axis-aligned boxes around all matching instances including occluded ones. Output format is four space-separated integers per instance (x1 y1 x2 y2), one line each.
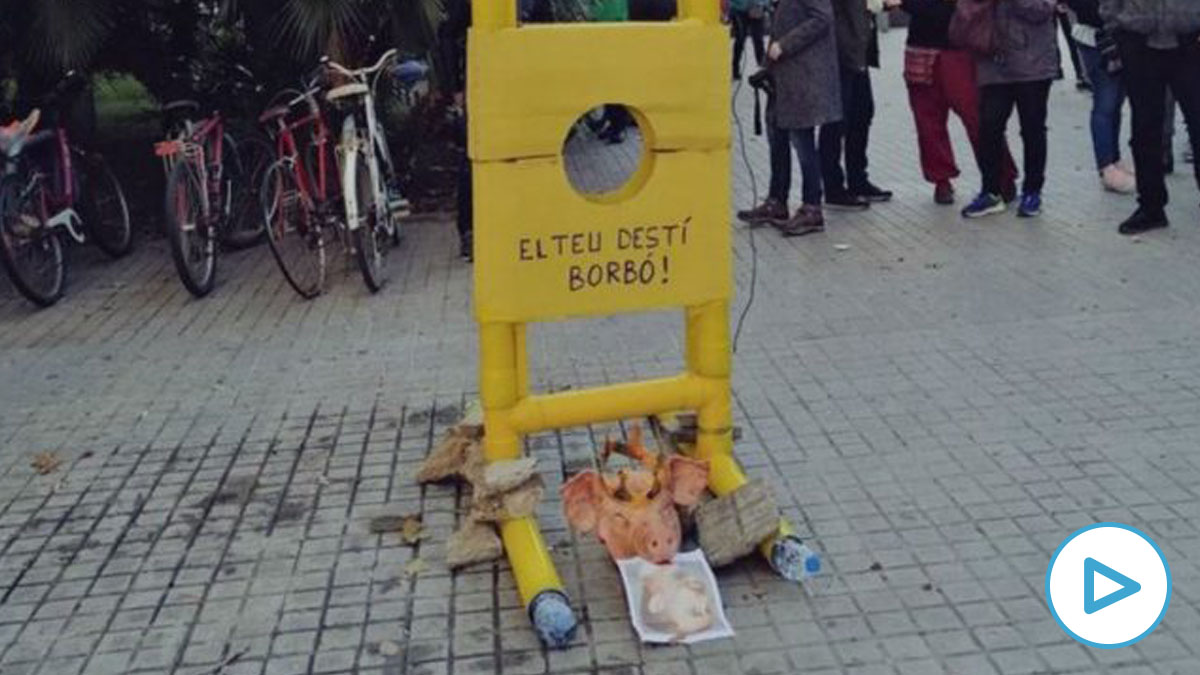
975 0 1062 85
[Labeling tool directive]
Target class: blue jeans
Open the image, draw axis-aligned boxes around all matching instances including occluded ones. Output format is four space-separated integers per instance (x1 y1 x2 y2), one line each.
1078 43 1125 169
789 128 822 206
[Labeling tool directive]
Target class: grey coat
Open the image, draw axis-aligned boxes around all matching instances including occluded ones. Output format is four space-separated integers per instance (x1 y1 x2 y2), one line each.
1099 0 1200 39
976 0 1062 86
770 0 843 130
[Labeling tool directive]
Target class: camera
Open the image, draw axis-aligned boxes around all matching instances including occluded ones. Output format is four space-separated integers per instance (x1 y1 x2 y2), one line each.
748 67 773 96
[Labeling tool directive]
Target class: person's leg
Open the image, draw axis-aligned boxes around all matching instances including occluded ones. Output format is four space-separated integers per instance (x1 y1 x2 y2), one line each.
907 74 956 183
731 11 747 78
1166 39 1200 196
767 105 793 204
1164 92 1176 173
1079 44 1123 170
456 152 473 259
820 66 854 197
749 14 767 66
1014 79 1052 195
846 70 877 193
1121 32 1170 216
977 83 1016 196
942 50 1011 190
791 128 823 206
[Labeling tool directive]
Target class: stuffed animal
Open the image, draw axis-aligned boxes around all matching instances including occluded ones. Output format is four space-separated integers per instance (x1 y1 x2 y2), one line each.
561 425 709 564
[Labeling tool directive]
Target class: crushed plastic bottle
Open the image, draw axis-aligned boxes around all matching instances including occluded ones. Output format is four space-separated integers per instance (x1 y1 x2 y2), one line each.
770 534 822 583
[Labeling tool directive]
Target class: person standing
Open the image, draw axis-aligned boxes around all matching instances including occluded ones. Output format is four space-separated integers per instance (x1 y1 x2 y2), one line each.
819 0 892 210
736 68 794 226
892 0 1016 204
768 0 844 235
440 0 473 261
1067 0 1135 193
731 0 769 79
1101 0 1200 234
961 0 1060 219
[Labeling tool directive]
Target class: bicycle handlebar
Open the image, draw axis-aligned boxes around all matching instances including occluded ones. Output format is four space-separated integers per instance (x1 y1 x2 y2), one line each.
322 49 399 80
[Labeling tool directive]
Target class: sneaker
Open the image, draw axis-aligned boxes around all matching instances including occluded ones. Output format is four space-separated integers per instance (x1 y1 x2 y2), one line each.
777 204 825 237
825 192 871 211
934 181 955 205
1117 208 1168 235
851 181 894 203
1100 164 1136 194
961 192 1006 219
1017 192 1042 218
737 198 789 227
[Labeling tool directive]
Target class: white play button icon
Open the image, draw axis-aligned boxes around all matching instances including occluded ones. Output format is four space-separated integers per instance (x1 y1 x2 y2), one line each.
1047 523 1171 648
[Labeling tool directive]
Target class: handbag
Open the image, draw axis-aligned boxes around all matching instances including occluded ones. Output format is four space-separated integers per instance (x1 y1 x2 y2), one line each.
949 0 999 57
903 47 939 86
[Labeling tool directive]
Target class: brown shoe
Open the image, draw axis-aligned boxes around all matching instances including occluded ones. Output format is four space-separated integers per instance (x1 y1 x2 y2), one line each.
737 198 788 226
777 204 824 237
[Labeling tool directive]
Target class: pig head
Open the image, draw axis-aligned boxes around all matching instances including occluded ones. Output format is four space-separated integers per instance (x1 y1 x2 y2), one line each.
561 430 709 564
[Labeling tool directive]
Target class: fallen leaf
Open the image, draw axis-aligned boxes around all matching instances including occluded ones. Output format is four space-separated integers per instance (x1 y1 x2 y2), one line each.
403 558 427 578
378 640 402 657
368 514 423 544
31 452 62 475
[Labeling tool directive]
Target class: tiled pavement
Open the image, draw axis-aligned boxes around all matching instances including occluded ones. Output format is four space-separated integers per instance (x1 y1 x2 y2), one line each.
2 28 1200 675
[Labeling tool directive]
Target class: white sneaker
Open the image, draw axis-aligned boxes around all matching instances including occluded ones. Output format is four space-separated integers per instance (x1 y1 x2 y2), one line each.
1101 164 1136 194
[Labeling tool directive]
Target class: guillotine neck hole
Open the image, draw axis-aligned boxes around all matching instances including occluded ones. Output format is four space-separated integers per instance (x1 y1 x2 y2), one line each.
563 104 650 202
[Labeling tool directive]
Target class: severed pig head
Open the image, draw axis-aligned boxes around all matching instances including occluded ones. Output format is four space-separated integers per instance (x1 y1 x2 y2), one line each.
561 425 709 564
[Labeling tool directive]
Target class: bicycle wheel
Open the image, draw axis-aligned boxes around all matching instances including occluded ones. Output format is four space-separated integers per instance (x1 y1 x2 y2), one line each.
75 150 132 258
0 177 65 307
165 160 217 297
348 149 389 293
262 159 325 299
221 132 273 249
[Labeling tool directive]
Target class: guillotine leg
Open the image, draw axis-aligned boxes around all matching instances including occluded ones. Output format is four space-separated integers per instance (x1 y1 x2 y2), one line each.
479 322 578 648
684 301 818 581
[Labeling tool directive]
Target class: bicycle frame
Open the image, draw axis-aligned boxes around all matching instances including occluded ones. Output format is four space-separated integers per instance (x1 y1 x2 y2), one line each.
267 93 333 208
155 113 225 221
9 126 86 244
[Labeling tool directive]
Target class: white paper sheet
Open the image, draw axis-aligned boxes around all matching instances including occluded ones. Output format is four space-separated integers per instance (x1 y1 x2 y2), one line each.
616 550 735 644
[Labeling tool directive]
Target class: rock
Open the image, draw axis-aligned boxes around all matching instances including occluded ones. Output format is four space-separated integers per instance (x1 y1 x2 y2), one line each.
479 457 537 496
695 479 780 567
472 476 544 522
446 520 504 569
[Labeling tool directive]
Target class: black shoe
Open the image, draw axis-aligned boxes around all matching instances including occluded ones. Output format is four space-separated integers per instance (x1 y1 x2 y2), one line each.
1118 209 1169 236
825 192 870 211
851 182 894 203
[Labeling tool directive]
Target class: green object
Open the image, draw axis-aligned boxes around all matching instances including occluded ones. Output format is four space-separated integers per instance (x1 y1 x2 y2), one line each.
590 0 629 21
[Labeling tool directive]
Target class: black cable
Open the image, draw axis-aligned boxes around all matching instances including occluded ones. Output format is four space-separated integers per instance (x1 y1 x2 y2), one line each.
731 48 760 354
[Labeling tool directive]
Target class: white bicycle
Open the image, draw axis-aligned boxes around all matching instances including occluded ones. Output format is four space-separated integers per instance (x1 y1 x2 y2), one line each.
322 49 411 292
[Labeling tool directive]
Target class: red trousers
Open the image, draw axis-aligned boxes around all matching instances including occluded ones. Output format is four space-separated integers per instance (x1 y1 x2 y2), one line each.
906 49 1017 186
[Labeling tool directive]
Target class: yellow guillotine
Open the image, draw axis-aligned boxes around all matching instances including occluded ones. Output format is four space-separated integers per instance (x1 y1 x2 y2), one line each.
468 0 810 648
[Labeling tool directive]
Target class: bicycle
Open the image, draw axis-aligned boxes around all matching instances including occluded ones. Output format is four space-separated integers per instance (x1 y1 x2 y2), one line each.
156 97 273 297
323 49 412 292
259 81 341 299
0 73 132 307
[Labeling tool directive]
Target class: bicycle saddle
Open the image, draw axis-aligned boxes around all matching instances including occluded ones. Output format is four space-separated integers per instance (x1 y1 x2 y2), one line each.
325 83 369 101
0 109 41 157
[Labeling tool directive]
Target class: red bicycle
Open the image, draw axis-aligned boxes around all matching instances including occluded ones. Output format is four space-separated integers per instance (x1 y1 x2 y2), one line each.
0 73 132 307
259 83 341 299
156 100 272 297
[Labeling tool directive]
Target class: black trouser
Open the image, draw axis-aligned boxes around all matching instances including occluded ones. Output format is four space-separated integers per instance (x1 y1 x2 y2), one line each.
731 10 765 77
819 67 875 196
766 101 792 204
979 79 1051 196
454 113 472 254
1119 32 1200 215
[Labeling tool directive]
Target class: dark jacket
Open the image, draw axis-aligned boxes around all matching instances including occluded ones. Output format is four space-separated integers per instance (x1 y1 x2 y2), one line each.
770 0 843 129
832 0 874 71
902 0 956 49
1066 0 1103 28
976 0 1061 85
1099 0 1200 38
